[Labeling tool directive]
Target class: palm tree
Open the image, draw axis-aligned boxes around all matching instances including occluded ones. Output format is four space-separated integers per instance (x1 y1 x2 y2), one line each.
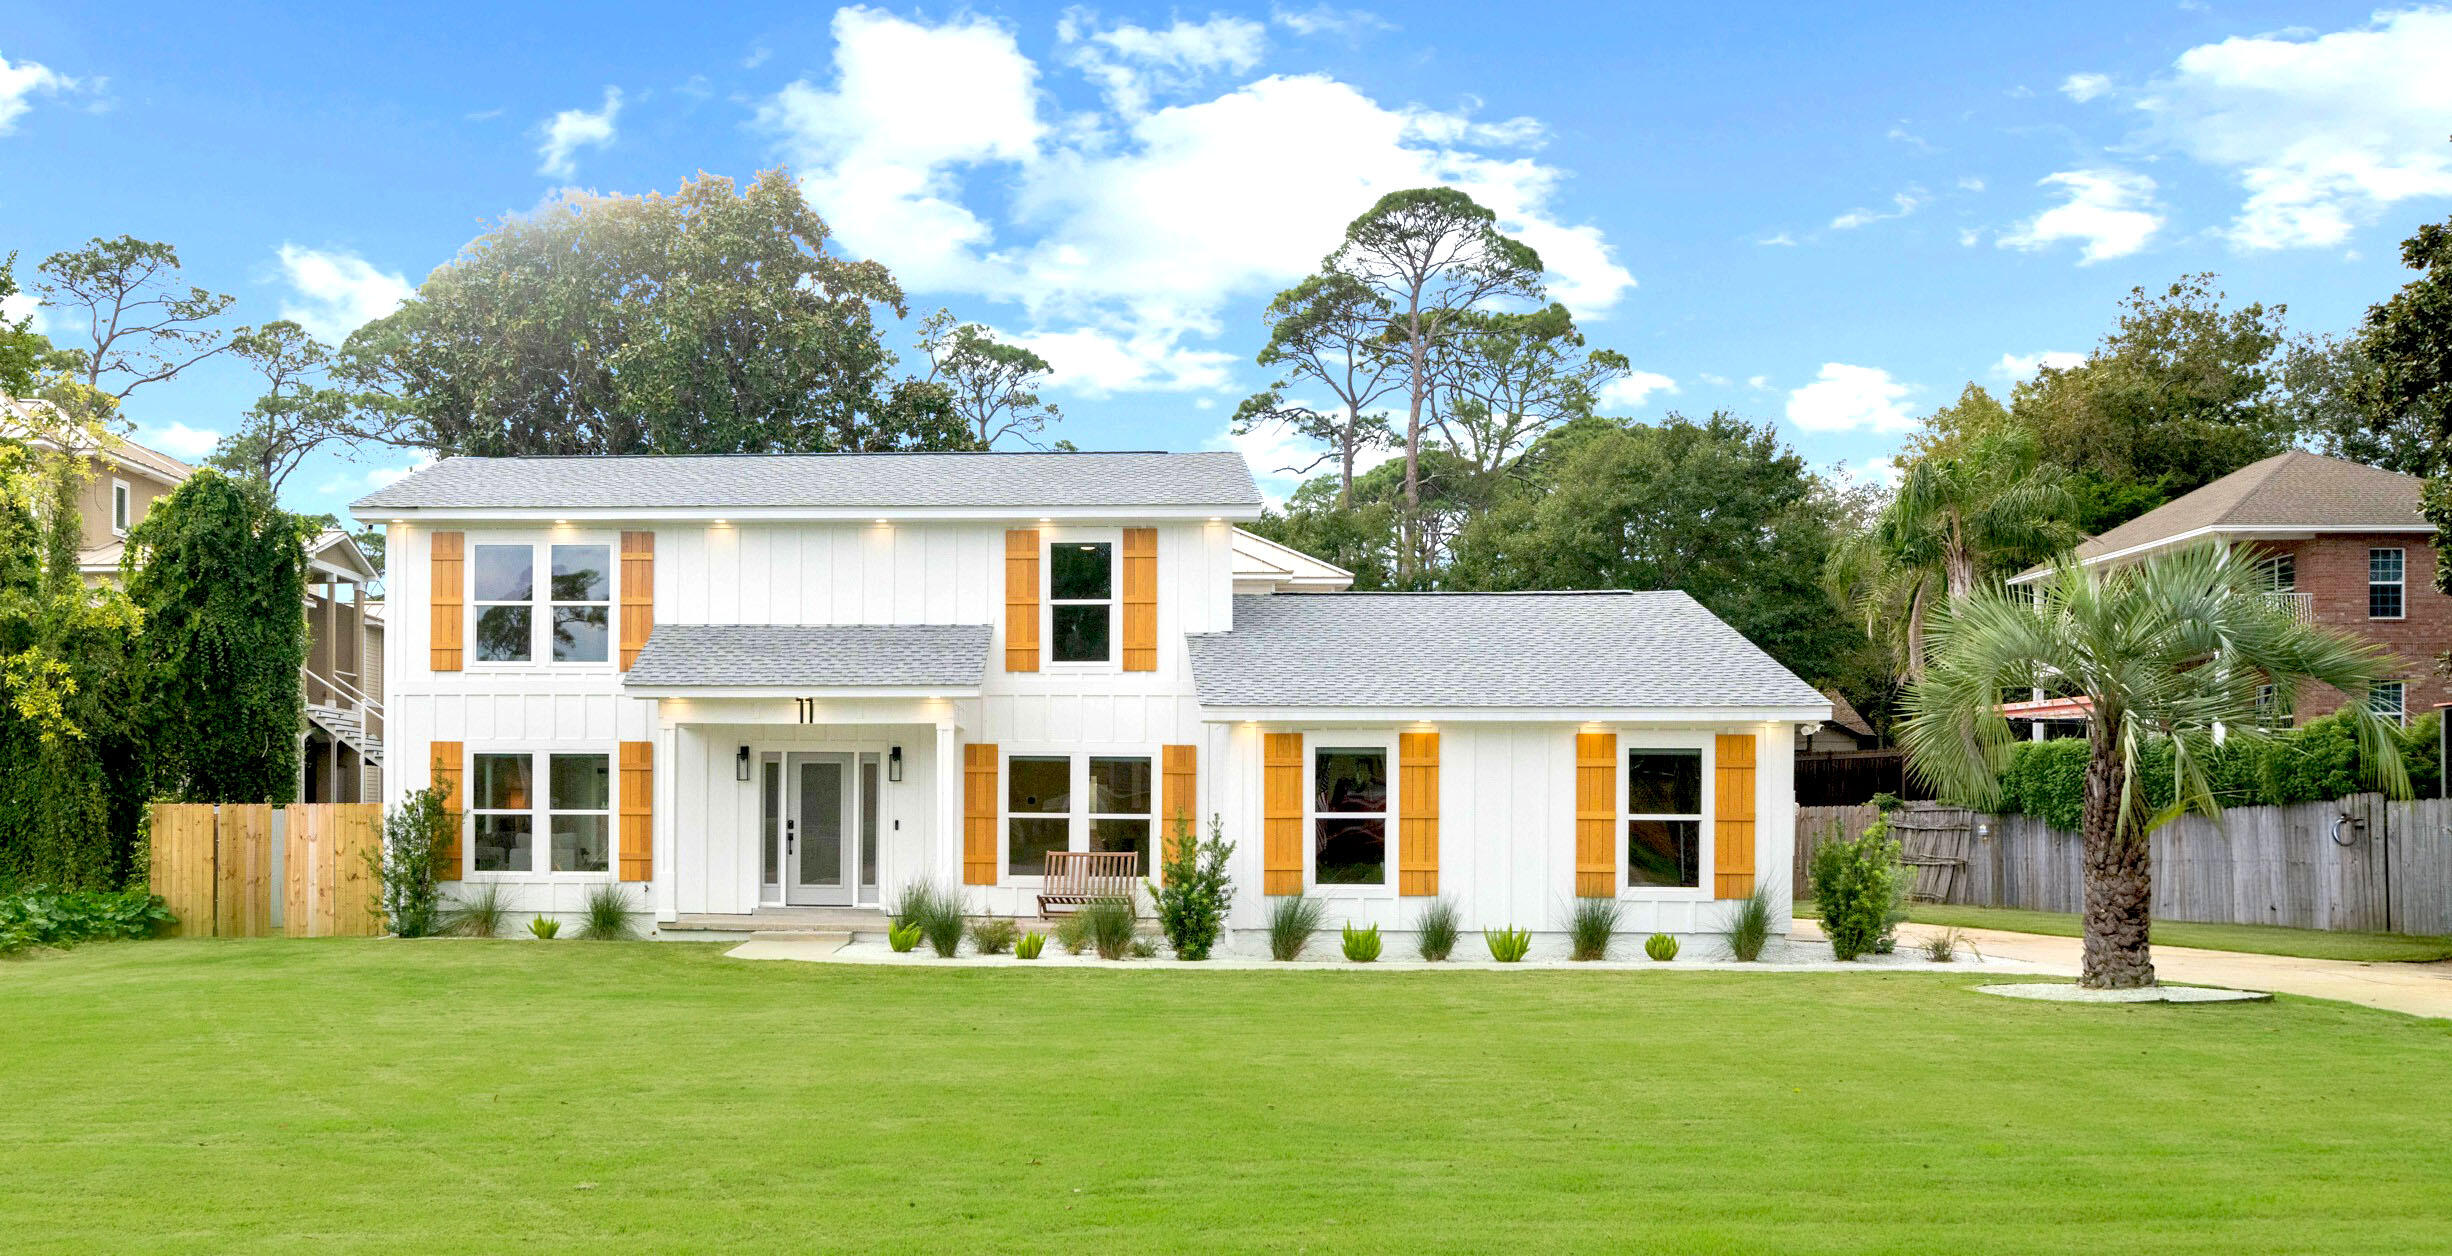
1900 541 2409 989
1828 426 2078 680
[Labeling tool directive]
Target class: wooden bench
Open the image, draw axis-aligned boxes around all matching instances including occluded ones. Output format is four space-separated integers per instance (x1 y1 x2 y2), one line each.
1036 850 1141 918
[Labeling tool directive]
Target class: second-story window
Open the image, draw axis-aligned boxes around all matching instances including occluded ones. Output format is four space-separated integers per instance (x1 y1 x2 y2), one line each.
111 480 132 536
550 544 612 662
1049 540 1114 664
2257 553 2295 591
473 544 535 663
473 541 614 664
2370 547 2405 620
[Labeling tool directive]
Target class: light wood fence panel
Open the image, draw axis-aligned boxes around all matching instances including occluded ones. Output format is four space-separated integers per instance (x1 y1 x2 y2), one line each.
149 804 218 937
285 802 383 938
214 804 274 938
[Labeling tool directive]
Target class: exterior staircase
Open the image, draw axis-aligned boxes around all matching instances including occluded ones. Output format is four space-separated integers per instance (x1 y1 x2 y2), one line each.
305 700 383 766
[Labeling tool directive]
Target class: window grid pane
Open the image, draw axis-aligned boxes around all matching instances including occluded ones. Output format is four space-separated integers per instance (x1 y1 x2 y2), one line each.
1627 750 1703 816
1627 819 1700 888
1314 748 1388 815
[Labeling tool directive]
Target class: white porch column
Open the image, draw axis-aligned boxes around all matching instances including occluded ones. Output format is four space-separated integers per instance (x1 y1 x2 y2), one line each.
654 720 680 923
935 718 960 889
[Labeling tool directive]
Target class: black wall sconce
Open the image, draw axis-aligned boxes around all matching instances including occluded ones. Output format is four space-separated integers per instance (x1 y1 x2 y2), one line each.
887 746 904 782
736 745 751 781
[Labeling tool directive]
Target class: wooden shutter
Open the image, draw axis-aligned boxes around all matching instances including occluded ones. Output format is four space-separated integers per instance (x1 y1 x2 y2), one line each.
429 532 464 672
1263 732 1303 895
1574 731 1616 897
619 531 654 671
1122 527 1158 672
430 741 464 881
963 743 999 885
1004 530 1040 672
1398 730 1439 896
1161 744 1197 866
1714 732 1758 899
619 741 653 882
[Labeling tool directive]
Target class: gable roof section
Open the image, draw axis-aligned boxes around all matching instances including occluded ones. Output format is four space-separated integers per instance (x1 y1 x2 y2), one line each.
623 623 992 693
1230 527 1354 592
2018 451 2429 581
353 450 1263 517
1186 591 1827 714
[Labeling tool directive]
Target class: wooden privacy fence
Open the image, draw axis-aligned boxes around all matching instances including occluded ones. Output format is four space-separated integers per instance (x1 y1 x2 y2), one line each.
149 803 383 938
1797 796 2452 936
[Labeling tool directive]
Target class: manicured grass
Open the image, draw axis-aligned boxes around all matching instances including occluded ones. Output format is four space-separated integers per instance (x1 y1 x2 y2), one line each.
1800 899 2452 963
6 940 2451 1253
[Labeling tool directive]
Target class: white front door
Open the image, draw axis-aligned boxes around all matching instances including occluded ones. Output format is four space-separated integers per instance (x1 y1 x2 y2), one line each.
785 752 855 906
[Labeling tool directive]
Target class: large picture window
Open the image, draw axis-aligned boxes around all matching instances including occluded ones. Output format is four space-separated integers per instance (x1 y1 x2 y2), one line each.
1004 753 1156 875
2371 547 2406 620
1312 745 1388 886
1048 540 1114 663
1626 748 1703 889
466 750 613 875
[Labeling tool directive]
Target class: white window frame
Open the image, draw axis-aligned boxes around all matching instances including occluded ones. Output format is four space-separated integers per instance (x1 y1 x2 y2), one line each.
1303 731 1398 897
1617 729 1716 902
2370 547 2406 621
2371 681 2407 727
460 747 619 880
999 746 1160 881
1041 527 1121 671
465 532 620 671
2256 552 2294 591
110 479 132 537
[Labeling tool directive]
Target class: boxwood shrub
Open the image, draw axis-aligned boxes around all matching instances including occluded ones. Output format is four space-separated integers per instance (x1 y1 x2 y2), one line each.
1987 711 2439 831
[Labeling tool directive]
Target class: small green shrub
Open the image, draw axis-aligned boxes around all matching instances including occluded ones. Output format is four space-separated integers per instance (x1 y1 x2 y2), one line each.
580 883 639 940
966 917 1020 955
1415 897 1460 962
1567 896 1621 961
1076 896 1138 959
886 919 924 953
370 787 453 938
444 882 512 939
1643 932 1679 962
1811 821 1907 961
1149 815 1236 960
1015 930 1046 960
1128 934 1160 959
1725 886 1774 962
893 880 966 957
1053 912 1091 954
528 915 561 939
1266 894 1325 961
1485 926 1532 963
1341 922 1382 962
0 887 173 955
1921 928 1964 963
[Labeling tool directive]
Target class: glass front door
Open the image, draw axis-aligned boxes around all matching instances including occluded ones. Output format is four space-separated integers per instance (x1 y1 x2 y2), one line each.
785 753 854 906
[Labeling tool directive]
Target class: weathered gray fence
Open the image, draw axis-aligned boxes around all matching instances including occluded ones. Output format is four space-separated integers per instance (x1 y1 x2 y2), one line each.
1797 796 2452 936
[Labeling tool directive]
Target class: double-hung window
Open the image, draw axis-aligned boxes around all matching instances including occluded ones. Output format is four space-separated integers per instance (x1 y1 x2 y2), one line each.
110 480 132 536
1626 748 1704 889
1048 539 1115 664
469 750 612 874
472 541 614 664
1003 753 1156 876
2257 553 2295 591
1311 744 1389 886
2370 548 2406 620
2370 681 2407 726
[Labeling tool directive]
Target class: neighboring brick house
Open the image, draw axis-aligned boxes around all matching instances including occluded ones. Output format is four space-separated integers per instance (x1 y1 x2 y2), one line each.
2010 450 2445 724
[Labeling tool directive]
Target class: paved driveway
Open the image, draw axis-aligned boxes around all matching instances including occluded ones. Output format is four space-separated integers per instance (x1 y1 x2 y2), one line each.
1793 918 2452 1020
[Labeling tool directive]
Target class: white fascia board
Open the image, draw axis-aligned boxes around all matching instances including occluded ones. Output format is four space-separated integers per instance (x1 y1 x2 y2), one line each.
351 503 1265 526
2007 523 2438 585
1196 704 1832 725
622 684 983 701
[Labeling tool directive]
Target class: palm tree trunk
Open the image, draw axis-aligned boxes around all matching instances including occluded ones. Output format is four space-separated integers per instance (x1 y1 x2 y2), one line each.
2079 737 2155 988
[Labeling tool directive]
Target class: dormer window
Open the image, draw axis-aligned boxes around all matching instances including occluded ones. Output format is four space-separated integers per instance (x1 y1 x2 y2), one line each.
1049 539 1114 664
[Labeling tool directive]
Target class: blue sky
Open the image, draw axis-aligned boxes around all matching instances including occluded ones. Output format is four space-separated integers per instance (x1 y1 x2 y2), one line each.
6 2 2451 523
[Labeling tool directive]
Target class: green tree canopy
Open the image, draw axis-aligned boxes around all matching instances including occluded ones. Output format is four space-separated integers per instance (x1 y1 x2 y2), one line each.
2352 216 2452 602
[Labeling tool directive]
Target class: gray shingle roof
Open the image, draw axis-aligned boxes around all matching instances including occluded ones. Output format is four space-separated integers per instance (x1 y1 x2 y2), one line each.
624 624 991 689
354 451 1261 512
1186 591 1827 710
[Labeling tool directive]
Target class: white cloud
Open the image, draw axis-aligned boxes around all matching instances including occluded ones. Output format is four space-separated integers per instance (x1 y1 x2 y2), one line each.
2059 72 2113 102
2143 8 2452 250
1956 175 1986 192
1597 370 1677 411
757 9 1634 395
1 287 39 334
143 422 222 460
1957 226 1983 247
1270 5 1391 38
1756 231 1796 246
275 245 415 343
1209 414 1395 505
1826 456 1903 490
536 86 621 179
1830 188 1926 230
1746 374 1771 391
743 44 772 70
1997 169 2162 263
1060 12 1268 117
1785 364 1916 433
1994 349 2084 380
0 51 73 135
360 455 433 491
1886 124 1935 153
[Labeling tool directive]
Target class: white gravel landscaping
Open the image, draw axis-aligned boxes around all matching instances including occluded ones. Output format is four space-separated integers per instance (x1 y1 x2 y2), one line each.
1974 982 2274 1005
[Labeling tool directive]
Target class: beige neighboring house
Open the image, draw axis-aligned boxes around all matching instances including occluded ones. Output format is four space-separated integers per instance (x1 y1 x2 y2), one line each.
303 528 386 804
1 395 196 584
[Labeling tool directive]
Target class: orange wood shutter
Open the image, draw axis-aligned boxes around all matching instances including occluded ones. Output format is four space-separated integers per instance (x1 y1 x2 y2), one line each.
963 743 999 884
1263 732 1303 895
429 532 464 672
430 741 464 881
1574 731 1616 897
1398 730 1440 896
1122 526 1158 672
619 740 653 882
1714 732 1758 899
1162 743 1197 866
1004 530 1040 672
619 531 654 671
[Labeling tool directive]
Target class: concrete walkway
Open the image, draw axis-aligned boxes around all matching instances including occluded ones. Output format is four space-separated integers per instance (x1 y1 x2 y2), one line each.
1796 917 2452 1020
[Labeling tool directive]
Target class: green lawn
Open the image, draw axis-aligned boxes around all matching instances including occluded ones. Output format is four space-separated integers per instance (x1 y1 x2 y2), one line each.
1858 902 2452 963
6 941 2450 1253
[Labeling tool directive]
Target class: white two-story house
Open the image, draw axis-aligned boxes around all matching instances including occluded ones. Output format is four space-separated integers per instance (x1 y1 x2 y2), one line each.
357 451 1826 946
